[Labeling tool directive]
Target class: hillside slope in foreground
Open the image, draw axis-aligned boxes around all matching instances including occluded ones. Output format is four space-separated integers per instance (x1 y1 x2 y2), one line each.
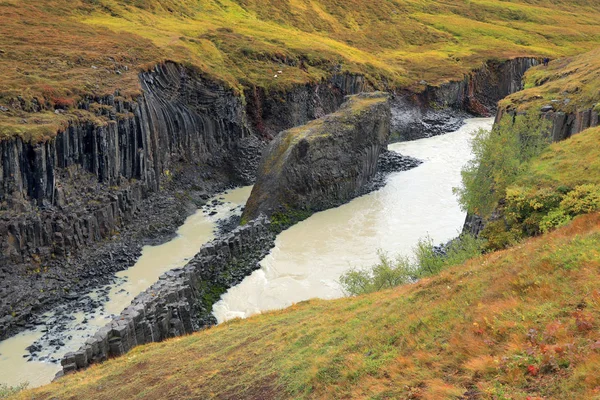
2 0 600 140
16 128 600 399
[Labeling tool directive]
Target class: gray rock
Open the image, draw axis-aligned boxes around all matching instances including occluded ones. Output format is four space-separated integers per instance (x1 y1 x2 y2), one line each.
243 92 391 221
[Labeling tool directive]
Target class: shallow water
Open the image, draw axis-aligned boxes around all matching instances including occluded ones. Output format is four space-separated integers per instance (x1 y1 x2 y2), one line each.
0 186 252 388
212 118 494 322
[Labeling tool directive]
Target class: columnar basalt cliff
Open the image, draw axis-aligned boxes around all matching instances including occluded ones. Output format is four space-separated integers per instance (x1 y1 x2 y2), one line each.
392 58 539 141
60 216 275 375
495 106 600 142
0 57 541 341
0 64 364 340
242 92 391 222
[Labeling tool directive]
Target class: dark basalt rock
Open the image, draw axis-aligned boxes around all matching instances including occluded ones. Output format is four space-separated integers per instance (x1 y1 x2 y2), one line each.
391 57 540 141
60 216 276 375
0 63 365 340
242 92 391 221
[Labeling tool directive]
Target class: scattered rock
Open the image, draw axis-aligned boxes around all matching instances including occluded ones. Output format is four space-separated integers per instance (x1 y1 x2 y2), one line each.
541 105 554 112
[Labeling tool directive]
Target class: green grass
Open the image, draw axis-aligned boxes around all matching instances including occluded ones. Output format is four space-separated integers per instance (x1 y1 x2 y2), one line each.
479 126 600 249
3 0 600 141
16 213 600 399
501 47 600 113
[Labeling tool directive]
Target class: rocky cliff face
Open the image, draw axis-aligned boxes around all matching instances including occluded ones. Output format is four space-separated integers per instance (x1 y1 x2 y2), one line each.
495 106 600 142
0 63 364 340
391 58 539 141
242 92 390 222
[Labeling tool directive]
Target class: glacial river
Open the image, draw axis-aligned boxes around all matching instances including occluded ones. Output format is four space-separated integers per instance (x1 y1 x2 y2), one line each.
0 187 253 389
0 117 492 389
213 118 494 321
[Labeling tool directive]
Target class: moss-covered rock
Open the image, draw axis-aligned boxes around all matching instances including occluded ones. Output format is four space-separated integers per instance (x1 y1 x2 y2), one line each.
242 92 390 222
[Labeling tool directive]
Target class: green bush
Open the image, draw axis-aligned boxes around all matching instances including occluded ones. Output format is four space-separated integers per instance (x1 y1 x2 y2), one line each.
0 383 28 398
339 251 413 296
340 234 484 296
560 184 600 215
539 209 572 233
483 183 600 247
455 111 551 218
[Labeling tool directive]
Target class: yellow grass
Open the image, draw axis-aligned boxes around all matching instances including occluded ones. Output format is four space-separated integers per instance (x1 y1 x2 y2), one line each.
3 0 600 140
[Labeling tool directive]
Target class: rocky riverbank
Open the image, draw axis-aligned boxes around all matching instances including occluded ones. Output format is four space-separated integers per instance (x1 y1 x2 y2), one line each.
60 215 276 375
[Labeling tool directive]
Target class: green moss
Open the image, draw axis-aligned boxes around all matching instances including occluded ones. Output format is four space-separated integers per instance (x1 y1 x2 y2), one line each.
269 208 314 233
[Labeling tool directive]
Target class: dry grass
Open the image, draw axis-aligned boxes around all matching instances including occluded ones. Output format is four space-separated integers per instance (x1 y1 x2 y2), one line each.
3 0 600 140
15 212 600 399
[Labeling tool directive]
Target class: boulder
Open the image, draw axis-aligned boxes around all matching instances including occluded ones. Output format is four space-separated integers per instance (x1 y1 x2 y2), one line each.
242 92 390 222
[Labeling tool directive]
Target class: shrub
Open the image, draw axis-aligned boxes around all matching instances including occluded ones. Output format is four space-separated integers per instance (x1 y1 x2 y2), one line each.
339 251 413 296
340 234 484 296
539 209 572 233
0 383 28 398
455 111 551 218
560 184 600 215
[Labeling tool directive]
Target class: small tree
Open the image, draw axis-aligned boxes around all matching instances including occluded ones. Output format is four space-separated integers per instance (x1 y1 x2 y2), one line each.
454 111 551 218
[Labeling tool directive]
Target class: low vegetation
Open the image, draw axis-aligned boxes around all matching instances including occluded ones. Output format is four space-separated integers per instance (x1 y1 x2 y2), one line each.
481 126 600 250
16 213 600 399
455 111 552 219
340 234 484 296
3 0 600 140
0 384 28 399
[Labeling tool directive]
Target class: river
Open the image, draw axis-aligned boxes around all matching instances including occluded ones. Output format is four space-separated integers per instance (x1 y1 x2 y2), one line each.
0 186 252 389
0 117 492 389
212 118 493 322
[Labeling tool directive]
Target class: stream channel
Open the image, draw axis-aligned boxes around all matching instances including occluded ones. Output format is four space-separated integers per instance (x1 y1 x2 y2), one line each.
0 117 493 388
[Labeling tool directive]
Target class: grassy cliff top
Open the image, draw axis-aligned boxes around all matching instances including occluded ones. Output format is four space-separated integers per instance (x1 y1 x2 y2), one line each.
516 126 600 190
2 0 600 140
501 47 600 114
17 211 600 399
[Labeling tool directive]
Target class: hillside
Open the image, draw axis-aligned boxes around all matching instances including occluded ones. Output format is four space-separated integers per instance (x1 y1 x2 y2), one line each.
501 47 600 114
3 0 600 140
15 211 600 399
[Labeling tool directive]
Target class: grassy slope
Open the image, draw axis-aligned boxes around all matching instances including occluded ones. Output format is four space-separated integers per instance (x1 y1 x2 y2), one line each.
501 47 600 114
3 0 600 140
516 126 600 190
17 213 600 399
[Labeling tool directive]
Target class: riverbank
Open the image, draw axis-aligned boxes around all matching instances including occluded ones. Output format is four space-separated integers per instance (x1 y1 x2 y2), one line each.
0 187 252 388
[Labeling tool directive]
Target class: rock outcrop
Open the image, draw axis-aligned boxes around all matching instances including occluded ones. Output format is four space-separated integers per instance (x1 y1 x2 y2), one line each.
61 216 275 375
392 58 539 141
242 92 390 222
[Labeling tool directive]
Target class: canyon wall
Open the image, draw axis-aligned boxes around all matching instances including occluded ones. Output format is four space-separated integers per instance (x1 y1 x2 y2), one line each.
495 107 600 142
242 92 390 222
0 57 538 339
391 58 539 141
0 64 363 339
